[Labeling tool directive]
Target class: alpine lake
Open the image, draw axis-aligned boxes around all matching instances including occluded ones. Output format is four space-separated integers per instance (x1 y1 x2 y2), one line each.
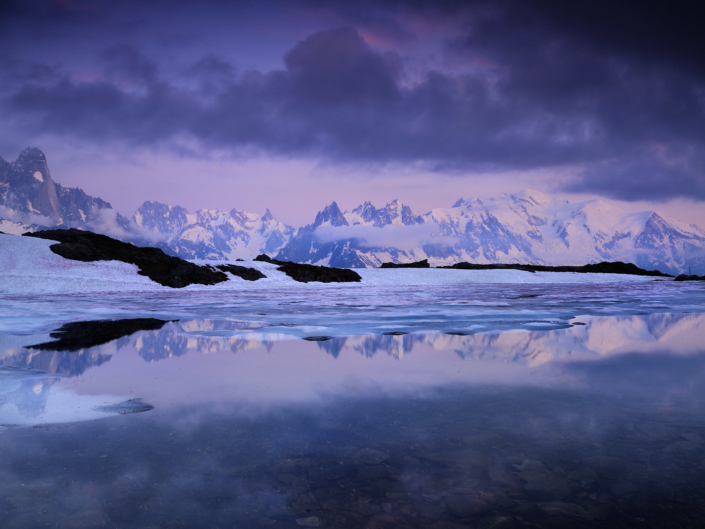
1 281 705 528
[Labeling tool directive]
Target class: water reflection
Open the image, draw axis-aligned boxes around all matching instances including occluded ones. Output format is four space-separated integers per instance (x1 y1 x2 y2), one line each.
0 313 704 527
0 367 151 430
2 312 703 377
1 384 704 528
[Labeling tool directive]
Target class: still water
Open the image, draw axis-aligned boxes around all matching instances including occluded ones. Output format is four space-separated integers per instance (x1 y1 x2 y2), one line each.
1 282 705 528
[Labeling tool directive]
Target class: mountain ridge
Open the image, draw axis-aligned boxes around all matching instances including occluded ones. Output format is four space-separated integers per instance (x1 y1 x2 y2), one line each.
1 148 703 275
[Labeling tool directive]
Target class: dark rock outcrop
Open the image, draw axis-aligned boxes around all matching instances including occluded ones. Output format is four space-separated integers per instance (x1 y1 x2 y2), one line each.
254 254 287 265
440 261 672 277
255 253 361 283
24 228 228 288
215 264 266 281
277 262 361 283
380 259 430 268
674 274 705 281
26 318 172 352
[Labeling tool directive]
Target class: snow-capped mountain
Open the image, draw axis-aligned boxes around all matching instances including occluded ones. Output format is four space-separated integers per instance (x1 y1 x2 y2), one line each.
346 199 424 227
275 200 427 267
275 191 705 274
2 148 704 274
133 201 294 260
0 148 127 230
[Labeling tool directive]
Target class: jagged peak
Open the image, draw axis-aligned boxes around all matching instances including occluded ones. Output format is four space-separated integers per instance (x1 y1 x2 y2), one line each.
351 201 374 214
314 201 349 227
16 147 47 163
321 201 343 214
137 200 167 210
136 200 189 215
263 208 274 221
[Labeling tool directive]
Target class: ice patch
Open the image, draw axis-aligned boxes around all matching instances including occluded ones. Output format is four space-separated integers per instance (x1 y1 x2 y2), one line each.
32 171 43 183
0 367 150 429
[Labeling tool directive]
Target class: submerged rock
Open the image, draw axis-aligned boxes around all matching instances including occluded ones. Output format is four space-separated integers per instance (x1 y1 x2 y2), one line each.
26 318 172 352
95 398 154 415
514 460 578 499
24 228 228 288
353 449 390 465
295 516 323 527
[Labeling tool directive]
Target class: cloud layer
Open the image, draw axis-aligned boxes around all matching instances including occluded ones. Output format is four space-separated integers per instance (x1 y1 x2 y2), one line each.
1 0 704 201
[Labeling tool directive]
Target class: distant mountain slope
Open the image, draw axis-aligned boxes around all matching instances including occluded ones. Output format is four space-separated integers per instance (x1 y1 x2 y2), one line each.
133 201 294 260
275 191 705 274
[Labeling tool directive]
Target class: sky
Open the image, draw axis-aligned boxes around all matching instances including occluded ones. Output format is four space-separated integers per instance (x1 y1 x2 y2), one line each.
1 0 704 227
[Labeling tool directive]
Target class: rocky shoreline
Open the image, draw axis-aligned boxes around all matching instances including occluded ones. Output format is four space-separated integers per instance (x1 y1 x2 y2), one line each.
378 259 671 277
22 229 361 286
25 229 229 288
11 229 684 288
438 261 671 277
674 274 705 281
380 259 430 268
255 254 361 283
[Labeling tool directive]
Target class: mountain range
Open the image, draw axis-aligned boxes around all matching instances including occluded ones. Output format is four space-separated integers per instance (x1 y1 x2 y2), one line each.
1 148 704 275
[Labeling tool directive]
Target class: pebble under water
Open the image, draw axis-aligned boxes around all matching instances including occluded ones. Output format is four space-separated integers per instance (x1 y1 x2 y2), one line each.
0 282 704 528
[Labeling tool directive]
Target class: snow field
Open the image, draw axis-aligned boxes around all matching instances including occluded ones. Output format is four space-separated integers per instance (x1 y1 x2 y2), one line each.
0 234 662 294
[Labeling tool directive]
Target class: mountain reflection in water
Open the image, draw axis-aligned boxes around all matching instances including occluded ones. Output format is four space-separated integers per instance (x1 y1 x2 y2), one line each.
2 312 704 377
0 312 704 528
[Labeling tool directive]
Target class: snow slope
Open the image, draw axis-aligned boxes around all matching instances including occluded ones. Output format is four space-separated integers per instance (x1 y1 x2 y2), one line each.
0 234 662 295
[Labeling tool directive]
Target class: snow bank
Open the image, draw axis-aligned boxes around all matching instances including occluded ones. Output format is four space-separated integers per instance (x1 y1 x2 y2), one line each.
0 234 662 295
0 234 160 294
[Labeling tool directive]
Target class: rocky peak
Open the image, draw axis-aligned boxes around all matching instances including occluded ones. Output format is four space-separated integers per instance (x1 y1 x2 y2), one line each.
346 199 423 227
134 201 189 235
314 202 349 227
262 208 274 221
1 147 62 221
350 201 376 223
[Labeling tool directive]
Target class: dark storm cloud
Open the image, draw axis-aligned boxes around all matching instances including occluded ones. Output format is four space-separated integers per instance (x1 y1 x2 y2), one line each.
284 28 402 105
1 0 704 200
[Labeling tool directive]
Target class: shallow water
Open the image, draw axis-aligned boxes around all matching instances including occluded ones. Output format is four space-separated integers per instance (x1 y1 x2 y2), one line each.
1 282 705 528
